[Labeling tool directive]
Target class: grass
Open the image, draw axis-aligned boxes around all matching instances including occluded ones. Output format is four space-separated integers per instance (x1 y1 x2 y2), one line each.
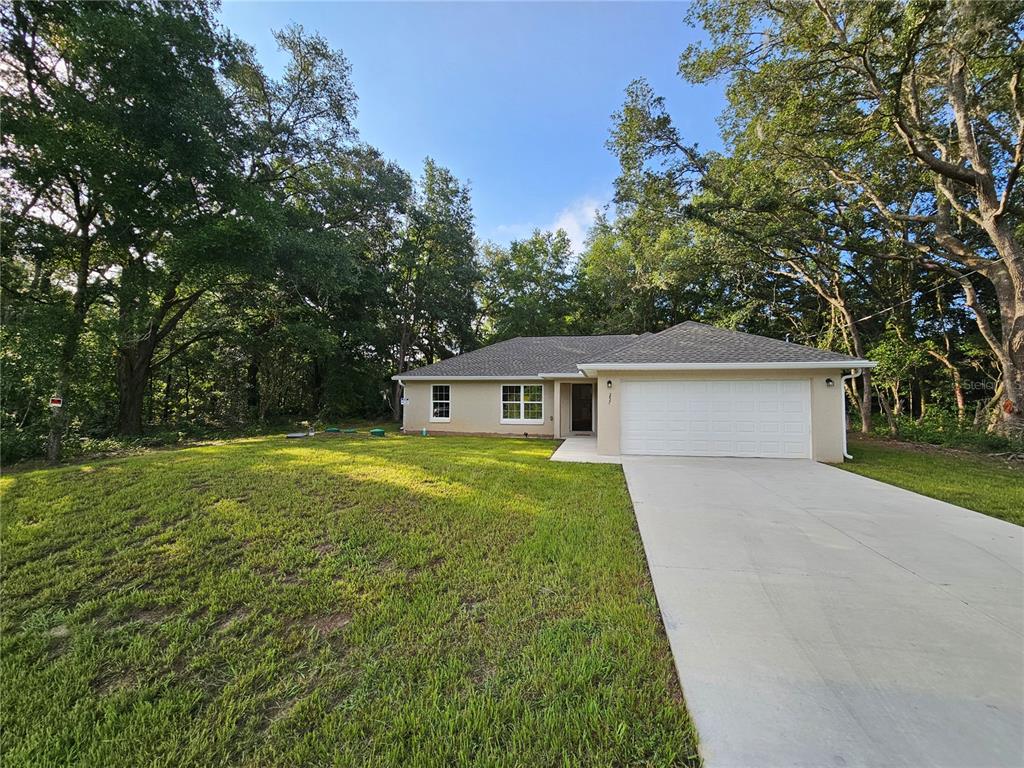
0 434 698 767
841 436 1024 526
5 416 398 469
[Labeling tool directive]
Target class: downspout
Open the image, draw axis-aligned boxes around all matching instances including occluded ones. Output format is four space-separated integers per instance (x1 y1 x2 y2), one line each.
396 378 405 432
841 368 862 460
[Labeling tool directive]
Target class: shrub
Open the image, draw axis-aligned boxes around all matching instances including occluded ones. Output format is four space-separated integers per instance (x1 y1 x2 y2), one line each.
870 408 1022 453
0 418 46 465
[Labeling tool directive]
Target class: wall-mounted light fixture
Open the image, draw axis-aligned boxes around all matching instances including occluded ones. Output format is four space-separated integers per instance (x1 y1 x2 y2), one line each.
606 379 613 389
825 378 835 388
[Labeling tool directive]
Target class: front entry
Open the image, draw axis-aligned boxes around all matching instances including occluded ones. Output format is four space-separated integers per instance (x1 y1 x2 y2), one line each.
571 383 593 432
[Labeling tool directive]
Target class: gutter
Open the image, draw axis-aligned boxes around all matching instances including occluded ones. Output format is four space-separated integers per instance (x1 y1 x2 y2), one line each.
388 374 544 382
841 368 863 460
538 371 585 380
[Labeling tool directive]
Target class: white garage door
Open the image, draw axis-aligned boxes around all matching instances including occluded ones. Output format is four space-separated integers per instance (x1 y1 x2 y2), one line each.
621 379 811 458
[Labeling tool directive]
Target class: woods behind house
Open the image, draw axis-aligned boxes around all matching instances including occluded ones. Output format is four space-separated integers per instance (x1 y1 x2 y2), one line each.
3 0 1022 462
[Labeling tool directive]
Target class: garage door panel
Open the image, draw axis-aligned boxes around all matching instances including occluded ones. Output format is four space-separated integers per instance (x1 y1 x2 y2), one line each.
621 379 811 458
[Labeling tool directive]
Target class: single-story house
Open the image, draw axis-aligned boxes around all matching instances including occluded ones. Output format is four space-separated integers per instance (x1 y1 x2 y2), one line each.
393 321 875 462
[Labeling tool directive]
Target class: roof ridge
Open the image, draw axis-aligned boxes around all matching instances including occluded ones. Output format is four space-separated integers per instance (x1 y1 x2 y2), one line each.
512 333 639 340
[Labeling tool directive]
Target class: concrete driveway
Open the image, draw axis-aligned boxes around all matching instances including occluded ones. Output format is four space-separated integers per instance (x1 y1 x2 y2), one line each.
622 456 1023 768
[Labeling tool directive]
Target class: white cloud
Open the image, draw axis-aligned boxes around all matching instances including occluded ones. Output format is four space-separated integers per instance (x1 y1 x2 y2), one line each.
491 195 606 257
550 196 605 256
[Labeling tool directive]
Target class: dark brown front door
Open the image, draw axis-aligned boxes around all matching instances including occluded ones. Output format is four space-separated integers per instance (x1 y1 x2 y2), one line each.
571 383 593 432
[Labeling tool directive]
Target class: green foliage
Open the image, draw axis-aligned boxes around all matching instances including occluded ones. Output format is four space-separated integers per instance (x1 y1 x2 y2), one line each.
588 0 1023 442
390 159 480 364
873 411 1020 454
1 4 479 458
677 0 1024 431
479 230 575 340
867 332 930 390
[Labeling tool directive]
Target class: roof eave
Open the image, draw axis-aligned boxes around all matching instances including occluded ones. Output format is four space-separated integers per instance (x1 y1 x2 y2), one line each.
537 371 586 379
391 374 545 381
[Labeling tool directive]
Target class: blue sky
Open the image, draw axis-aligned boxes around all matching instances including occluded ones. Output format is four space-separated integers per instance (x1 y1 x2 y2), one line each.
218 2 725 252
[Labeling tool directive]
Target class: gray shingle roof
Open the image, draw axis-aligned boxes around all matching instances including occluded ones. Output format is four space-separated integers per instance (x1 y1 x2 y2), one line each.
397 334 640 378
579 321 864 365
396 322 866 379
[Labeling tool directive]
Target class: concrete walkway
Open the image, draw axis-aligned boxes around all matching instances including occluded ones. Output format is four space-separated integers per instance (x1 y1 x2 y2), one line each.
622 456 1023 768
550 436 621 464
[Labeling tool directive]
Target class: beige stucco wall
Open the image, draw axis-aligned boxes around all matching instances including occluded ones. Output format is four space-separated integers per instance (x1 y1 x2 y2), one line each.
593 369 847 463
400 380 555 437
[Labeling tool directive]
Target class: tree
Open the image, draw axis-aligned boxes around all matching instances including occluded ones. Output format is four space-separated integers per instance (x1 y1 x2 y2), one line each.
681 0 1024 434
479 230 575 340
2 0 253 452
109 22 361 436
387 159 478 418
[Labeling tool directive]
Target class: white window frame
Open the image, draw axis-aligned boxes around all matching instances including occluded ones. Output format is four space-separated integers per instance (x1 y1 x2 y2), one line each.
430 384 451 423
499 383 544 425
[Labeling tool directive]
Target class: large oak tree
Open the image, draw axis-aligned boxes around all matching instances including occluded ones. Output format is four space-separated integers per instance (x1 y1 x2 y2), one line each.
680 0 1024 433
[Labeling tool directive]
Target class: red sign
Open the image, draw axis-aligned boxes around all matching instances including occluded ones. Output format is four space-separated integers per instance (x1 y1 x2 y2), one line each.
49 396 63 407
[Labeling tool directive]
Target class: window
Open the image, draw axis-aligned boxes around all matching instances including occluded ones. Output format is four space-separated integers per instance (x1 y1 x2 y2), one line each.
431 385 450 422
500 384 544 424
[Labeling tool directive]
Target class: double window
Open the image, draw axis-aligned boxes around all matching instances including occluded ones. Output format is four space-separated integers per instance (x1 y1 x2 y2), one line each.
501 384 544 424
431 385 450 422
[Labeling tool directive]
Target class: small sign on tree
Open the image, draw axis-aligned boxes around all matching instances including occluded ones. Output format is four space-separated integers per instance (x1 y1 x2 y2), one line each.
49 396 63 408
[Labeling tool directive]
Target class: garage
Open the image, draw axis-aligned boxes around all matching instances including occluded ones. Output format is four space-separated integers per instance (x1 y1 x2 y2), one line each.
620 379 811 458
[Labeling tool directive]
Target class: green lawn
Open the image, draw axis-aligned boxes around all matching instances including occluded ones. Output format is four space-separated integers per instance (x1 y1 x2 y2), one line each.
0 434 698 767
841 437 1024 526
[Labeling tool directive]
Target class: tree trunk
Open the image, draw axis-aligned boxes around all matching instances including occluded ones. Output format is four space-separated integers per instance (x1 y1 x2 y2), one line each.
925 348 966 422
989 264 1024 435
952 370 965 422
113 268 204 436
310 358 324 415
47 347 75 463
975 382 1005 430
832 301 872 434
958 265 1024 436
116 346 152 436
162 363 173 424
845 379 864 425
942 50 1024 435
391 324 412 422
184 364 192 415
875 386 898 435
246 358 260 417
859 370 872 434
46 238 92 463
45 391 70 464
